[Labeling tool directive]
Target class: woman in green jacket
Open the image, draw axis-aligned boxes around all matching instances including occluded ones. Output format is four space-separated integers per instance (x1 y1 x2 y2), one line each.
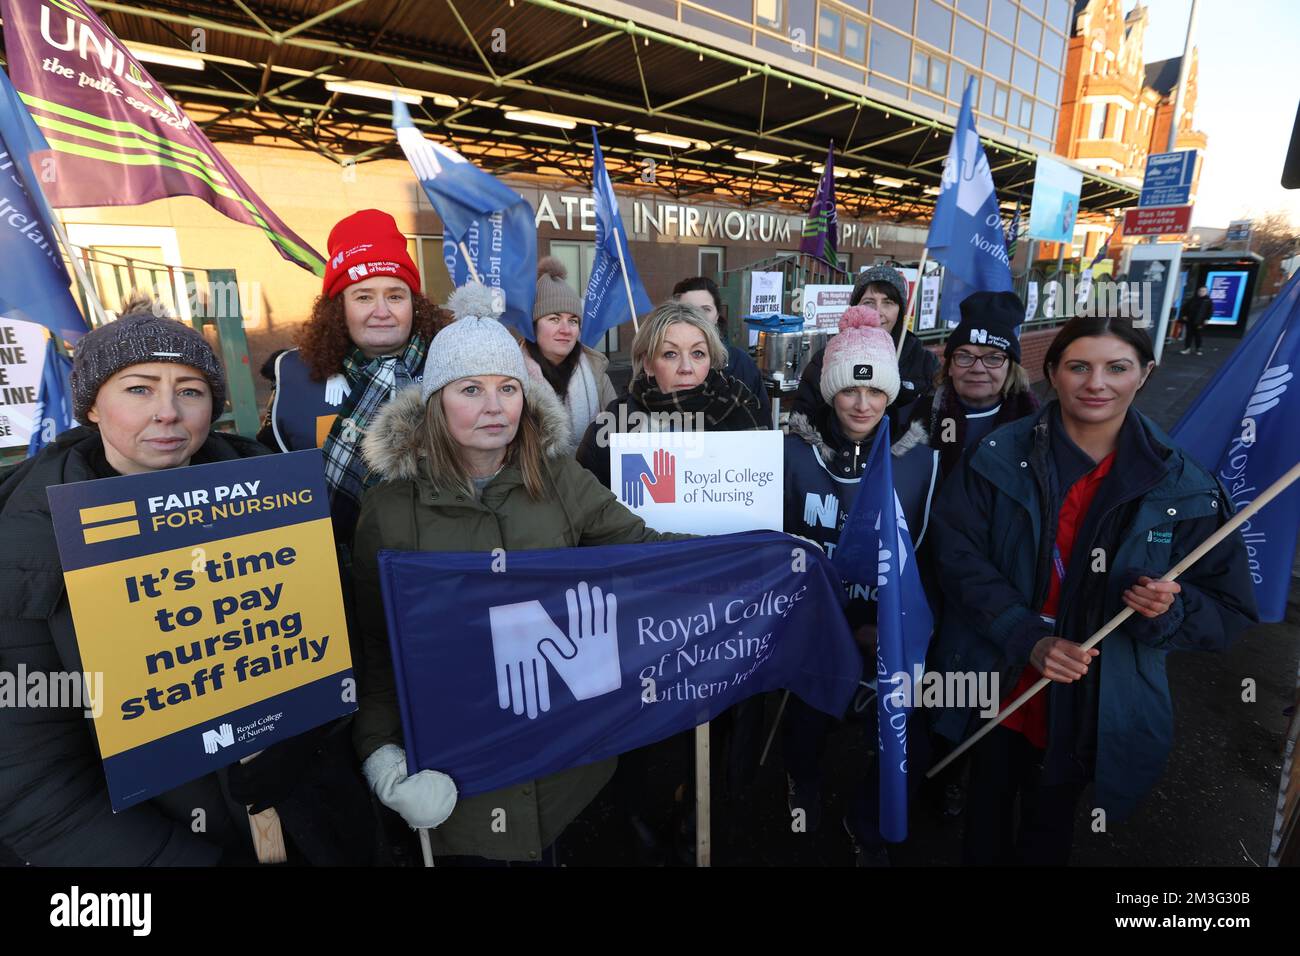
351 283 679 863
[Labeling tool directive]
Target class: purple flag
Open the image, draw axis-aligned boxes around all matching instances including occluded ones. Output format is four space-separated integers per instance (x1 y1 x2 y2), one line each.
800 143 838 265
0 0 324 275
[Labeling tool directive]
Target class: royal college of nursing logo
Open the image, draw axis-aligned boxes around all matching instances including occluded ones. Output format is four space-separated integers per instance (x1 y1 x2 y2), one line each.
618 450 676 508
488 582 623 720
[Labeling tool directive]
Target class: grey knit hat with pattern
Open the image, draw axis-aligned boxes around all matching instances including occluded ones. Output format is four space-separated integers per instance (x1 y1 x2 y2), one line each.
533 256 583 321
421 281 529 402
71 298 227 425
850 264 909 309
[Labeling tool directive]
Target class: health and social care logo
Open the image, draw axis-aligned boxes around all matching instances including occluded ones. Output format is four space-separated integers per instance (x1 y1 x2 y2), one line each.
618 449 675 508
488 581 623 720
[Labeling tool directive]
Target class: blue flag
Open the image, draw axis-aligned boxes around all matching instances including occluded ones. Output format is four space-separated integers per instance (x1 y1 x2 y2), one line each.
583 130 652 347
393 101 536 337
1170 270 1300 622
927 77 1013 328
832 419 934 842
27 336 75 456
379 531 860 795
0 67 88 342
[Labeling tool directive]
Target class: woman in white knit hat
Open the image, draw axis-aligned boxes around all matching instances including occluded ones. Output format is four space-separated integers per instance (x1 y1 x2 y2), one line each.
350 282 682 864
521 257 617 455
780 304 940 865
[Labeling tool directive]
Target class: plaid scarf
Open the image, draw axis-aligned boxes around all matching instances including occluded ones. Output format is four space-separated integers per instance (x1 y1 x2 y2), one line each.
630 368 766 431
322 335 428 529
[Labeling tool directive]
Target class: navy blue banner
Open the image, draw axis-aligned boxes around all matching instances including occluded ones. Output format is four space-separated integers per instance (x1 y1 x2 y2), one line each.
379 531 861 796
47 449 331 571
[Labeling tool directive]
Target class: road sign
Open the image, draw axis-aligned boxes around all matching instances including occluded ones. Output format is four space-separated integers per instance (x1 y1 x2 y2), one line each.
1226 220 1253 242
1139 150 1198 207
1124 204 1193 236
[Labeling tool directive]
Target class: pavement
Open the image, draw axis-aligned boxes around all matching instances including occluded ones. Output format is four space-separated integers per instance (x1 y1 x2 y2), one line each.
559 327 1300 867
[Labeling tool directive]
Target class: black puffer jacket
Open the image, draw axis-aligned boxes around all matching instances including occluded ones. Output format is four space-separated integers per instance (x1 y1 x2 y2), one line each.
0 427 267 865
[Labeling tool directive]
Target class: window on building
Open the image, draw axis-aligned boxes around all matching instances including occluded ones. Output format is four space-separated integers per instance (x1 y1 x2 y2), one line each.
957 0 987 20
1018 96 1034 129
756 0 782 28
872 0 914 33
845 18 867 60
1012 51 1036 93
1088 102 1108 140
1113 105 1127 141
952 15 984 65
1046 0 1072 33
912 49 948 94
993 83 1009 119
1033 102 1056 141
699 246 725 281
948 60 968 102
984 35 1012 80
1037 68 1061 107
819 7 842 48
979 76 995 115
1017 12 1043 57
1040 26 1065 70
988 0 1016 38
1022 0 1046 17
916 0 953 50
705 0 756 19
868 73 909 98
869 23 911 81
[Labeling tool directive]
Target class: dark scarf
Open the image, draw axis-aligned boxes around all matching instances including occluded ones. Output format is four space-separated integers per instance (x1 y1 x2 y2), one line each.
524 338 581 398
629 368 766 431
925 380 1041 477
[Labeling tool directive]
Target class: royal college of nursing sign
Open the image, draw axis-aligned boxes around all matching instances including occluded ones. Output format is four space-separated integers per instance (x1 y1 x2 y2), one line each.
533 191 883 249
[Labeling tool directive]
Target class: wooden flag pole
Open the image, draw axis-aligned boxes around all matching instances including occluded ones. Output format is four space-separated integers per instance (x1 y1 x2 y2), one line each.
458 241 483 285
695 722 711 867
613 228 640 334
899 249 929 359
418 827 435 867
927 459 1300 780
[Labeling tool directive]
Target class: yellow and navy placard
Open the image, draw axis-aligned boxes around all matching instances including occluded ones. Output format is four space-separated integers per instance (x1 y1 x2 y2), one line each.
46 449 354 811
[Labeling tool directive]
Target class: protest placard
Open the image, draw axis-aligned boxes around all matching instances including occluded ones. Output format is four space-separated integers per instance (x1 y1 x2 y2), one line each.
609 430 782 533
47 449 354 810
0 317 47 449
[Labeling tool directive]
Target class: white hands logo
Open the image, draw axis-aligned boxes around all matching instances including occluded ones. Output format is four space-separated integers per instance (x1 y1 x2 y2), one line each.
1245 364 1290 418
202 722 233 754
489 581 623 721
873 493 912 587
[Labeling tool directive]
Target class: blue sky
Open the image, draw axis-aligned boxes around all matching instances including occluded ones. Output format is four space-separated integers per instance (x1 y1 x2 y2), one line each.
1130 0 1300 229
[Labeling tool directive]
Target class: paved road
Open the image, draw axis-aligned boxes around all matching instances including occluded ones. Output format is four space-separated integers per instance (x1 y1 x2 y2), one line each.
561 329 1300 867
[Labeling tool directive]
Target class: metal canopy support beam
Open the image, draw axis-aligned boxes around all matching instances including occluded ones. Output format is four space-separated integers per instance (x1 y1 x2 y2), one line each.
445 0 500 83
280 0 372 42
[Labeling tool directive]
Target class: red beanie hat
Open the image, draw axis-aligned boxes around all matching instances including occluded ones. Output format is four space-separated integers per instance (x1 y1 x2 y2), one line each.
322 209 421 299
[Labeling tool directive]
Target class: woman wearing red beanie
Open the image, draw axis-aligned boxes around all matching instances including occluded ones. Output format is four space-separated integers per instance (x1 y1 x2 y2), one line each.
260 209 450 546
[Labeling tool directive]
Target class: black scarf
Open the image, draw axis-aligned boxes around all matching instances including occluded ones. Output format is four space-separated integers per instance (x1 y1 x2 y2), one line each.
924 380 1041 477
524 338 582 398
629 368 766 431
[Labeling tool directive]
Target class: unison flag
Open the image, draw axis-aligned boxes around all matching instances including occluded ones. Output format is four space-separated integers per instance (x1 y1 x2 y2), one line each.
0 0 323 275
0 66 88 342
927 77 1013 327
1171 270 1300 622
379 531 860 796
832 418 934 842
800 143 838 266
582 130 651 348
393 100 537 337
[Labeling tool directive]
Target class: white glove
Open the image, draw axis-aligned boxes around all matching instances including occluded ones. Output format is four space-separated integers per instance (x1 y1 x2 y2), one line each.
362 744 458 829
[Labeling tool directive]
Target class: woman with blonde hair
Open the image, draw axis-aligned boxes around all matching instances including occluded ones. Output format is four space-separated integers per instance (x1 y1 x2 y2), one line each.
575 300 766 488
351 283 682 864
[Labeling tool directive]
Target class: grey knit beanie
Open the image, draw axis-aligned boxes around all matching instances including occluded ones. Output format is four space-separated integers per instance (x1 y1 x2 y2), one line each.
71 297 227 425
533 256 583 321
421 282 529 401
851 264 909 310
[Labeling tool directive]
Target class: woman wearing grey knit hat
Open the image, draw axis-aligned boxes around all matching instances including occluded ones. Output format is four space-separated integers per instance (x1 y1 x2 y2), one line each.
350 281 684 864
0 294 274 865
521 256 617 454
